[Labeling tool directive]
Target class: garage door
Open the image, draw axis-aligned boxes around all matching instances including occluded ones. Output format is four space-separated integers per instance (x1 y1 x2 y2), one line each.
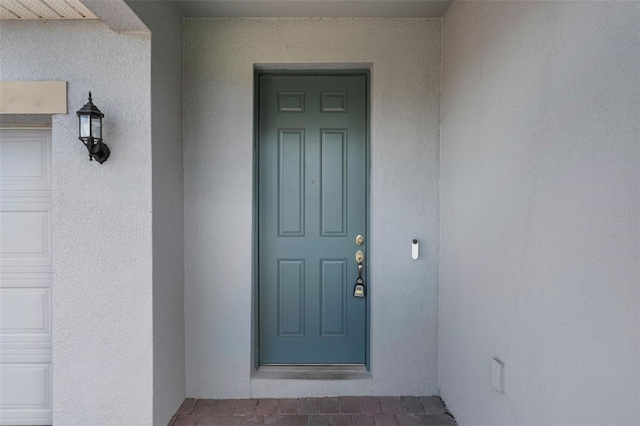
0 129 52 425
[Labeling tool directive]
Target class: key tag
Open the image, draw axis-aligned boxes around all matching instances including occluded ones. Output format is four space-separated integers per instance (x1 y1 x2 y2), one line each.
354 277 365 298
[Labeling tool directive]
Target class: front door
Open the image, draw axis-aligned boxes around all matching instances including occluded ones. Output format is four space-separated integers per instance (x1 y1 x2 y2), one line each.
258 74 367 364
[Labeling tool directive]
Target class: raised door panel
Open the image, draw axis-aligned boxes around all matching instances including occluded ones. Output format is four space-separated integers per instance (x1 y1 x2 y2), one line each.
0 203 51 268
320 129 348 237
277 260 305 336
278 130 305 236
0 355 52 426
0 281 51 343
0 130 51 193
320 260 347 337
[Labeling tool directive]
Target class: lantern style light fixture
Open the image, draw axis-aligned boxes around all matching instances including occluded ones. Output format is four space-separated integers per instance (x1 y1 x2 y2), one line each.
76 92 110 164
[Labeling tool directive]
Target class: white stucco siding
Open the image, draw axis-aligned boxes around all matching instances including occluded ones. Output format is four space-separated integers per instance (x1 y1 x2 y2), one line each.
184 19 441 397
0 20 153 425
124 1 187 424
440 2 640 425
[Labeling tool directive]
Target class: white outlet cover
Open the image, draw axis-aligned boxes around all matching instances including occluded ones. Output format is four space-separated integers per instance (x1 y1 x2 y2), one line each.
491 357 505 392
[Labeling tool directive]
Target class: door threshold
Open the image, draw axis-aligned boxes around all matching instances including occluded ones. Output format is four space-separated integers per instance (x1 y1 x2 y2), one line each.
253 365 370 380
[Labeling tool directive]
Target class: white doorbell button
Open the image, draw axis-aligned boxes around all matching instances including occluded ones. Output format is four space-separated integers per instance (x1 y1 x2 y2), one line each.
412 239 419 260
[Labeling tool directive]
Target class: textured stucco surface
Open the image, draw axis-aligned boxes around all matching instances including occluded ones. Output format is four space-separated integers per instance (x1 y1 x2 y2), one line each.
81 0 147 32
0 20 153 425
184 18 441 398
439 2 640 425
124 1 187 425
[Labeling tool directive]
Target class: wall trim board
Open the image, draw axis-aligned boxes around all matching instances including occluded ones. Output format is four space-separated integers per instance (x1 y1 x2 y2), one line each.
0 82 67 114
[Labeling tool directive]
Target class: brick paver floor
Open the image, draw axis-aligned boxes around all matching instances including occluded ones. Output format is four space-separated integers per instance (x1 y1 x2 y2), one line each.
169 397 456 426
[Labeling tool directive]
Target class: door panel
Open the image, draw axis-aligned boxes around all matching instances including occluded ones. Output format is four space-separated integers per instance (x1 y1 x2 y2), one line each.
259 75 367 365
0 129 52 425
320 129 348 236
278 130 305 236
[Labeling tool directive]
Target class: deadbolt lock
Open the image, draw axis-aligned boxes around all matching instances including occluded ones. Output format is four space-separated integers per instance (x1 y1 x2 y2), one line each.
355 234 365 246
355 250 365 263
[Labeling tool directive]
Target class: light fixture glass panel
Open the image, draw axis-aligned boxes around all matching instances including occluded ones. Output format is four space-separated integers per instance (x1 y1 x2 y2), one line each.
80 115 90 138
91 117 102 139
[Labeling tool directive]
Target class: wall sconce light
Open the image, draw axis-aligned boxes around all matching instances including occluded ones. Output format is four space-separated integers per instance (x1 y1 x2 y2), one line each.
76 92 110 164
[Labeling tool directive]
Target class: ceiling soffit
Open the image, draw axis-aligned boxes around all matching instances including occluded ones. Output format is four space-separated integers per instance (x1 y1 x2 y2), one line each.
0 0 96 19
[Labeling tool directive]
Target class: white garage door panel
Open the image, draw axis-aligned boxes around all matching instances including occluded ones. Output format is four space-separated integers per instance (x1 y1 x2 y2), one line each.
0 358 52 426
0 205 51 267
0 132 51 192
0 288 50 338
0 129 52 425
0 363 51 406
1 141 44 177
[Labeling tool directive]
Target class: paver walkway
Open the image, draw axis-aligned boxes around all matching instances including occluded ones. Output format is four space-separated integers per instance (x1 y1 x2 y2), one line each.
169 396 456 426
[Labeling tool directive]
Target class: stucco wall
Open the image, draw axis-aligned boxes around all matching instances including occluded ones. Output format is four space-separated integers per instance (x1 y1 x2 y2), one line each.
0 20 153 425
439 2 640 425
184 19 441 397
125 1 186 425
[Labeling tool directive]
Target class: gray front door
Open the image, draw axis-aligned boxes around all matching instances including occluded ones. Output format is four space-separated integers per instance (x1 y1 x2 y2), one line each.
258 74 367 364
